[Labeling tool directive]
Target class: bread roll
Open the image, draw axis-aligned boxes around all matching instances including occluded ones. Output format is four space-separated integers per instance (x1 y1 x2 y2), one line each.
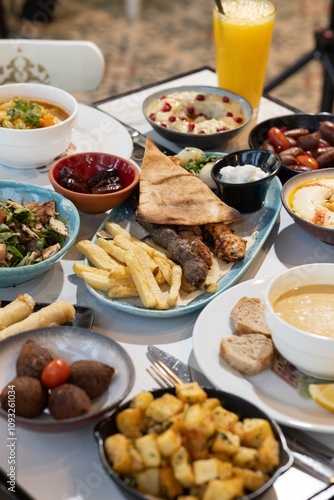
0 294 35 330
0 300 76 341
219 334 274 375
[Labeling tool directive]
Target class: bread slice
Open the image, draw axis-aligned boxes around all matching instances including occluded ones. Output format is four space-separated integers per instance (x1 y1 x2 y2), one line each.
230 296 271 337
219 334 274 375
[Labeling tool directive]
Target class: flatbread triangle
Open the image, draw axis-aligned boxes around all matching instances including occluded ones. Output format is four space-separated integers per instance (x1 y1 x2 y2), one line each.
136 137 241 226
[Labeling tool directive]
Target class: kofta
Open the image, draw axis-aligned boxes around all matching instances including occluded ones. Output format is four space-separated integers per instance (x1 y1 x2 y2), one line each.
16 339 53 379
48 383 90 419
68 360 115 399
0 376 48 418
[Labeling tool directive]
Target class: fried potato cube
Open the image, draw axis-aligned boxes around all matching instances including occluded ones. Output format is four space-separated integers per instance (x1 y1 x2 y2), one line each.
130 391 154 411
184 404 214 436
116 408 143 439
135 467 160 496
193 458 233 485
212 406 239 431
202 398 221 411
176 382 208 405
146 393 184 423
159 466 183 499
258 435 280 471
233 466 270 491
211 430 240 455
232 446 259 469
202 477 244 500
157 428 182 457
242 418 274 448
231 421 245 440
135 434 161 468
171 446 195 488
104 433 133 475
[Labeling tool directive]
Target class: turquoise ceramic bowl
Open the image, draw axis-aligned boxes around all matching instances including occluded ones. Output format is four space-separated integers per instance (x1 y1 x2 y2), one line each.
0 181 80 287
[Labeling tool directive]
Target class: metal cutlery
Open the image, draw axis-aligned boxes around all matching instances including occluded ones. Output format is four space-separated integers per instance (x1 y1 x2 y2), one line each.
146 344 334 493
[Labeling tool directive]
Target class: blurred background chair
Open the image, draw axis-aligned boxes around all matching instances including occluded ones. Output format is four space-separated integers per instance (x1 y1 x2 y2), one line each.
0 39 105 92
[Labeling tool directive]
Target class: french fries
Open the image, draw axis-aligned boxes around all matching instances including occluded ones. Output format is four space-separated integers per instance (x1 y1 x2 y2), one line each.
73 222 183 309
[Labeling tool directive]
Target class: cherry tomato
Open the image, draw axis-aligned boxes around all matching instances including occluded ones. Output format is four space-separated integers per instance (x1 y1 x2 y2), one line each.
267 127 291 152
41 359 70 388
295 155 319 170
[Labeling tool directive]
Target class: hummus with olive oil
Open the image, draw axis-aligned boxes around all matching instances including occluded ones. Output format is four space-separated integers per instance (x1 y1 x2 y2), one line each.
291 179 334 227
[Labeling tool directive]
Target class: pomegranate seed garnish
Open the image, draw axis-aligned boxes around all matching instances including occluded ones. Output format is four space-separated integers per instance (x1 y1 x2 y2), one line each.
199 130 206 134
187 105 195 115
234 117 243 123
217 127 228 132
196 94 205 101
159 95 167 100
168 116 176 122
222 96 230 103
281 126 288 132
161 102 172 112
149 113 156 121
161 123 167 128
305 150 313 157
188 123 195 132
226 112 233 117
180 116 187 121
276 145 283 153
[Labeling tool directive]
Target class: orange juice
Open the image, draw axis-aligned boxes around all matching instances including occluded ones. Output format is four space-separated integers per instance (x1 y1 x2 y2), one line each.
213 0 276 111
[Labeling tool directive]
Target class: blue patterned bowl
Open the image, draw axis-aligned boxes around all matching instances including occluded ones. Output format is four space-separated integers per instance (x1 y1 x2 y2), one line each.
0 181 80 287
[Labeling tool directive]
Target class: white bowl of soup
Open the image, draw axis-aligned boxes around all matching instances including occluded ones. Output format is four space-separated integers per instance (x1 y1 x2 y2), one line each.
0 83 78 168
264 263 334 380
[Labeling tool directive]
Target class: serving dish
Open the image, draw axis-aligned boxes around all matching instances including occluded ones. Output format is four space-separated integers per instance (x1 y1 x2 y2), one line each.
0 181 80 288
248 113 334 183
0 326 135 431
95 386 293 500
282 168 334 245
192 275 334 433
82 176 281 317
0 301 94 330
143 85 253 149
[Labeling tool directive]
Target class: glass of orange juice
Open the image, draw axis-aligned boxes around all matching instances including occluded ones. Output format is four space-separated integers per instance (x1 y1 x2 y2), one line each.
213 0 276 113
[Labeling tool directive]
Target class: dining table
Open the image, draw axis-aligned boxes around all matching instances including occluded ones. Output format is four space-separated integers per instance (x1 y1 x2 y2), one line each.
0 66 334 500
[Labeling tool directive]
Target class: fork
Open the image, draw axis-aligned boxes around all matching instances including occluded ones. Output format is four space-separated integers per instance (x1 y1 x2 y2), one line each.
146 359 183 388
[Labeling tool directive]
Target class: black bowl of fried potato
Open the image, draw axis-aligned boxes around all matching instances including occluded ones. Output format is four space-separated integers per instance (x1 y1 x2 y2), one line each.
94 383 293 500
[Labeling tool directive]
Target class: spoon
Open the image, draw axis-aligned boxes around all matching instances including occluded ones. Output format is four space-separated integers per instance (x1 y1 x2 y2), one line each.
214 0 225 14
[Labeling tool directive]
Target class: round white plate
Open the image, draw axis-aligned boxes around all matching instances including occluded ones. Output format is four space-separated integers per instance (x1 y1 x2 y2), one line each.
193 275 334 433
72 103 133 158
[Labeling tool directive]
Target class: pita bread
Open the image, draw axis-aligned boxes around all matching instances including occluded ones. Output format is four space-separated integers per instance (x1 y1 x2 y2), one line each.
136 137 241 226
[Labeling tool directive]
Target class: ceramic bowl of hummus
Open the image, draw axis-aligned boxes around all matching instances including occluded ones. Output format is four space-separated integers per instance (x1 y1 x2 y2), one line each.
264 263 334 380
282 168 334 245
143 85 253 149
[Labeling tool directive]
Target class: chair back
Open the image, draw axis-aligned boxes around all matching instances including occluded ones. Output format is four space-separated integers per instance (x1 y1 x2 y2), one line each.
0 39 105 92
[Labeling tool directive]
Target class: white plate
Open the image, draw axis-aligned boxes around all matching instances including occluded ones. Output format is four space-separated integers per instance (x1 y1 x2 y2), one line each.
71 103 133 158
192 275 334 433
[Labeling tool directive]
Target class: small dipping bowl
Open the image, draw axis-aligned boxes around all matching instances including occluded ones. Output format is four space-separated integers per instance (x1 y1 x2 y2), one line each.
211 149 282 212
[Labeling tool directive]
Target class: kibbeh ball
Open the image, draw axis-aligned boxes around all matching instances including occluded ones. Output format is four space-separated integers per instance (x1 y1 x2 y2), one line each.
68 360 115 399
1 376 48 418
16 339 53 379
48 383 90 420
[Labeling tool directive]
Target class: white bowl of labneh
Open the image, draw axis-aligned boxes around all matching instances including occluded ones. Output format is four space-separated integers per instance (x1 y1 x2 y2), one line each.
142 85 253 149
264 263 334 380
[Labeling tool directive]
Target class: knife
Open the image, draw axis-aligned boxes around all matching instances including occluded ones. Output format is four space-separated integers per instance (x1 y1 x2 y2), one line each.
146 345 334 487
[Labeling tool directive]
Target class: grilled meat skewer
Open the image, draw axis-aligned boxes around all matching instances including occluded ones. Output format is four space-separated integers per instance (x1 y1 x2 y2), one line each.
142 223 209 287
202 223 247 262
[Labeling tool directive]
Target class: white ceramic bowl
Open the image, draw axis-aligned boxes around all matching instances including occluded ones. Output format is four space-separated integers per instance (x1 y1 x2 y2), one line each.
0 83 78 169
264 264 334 379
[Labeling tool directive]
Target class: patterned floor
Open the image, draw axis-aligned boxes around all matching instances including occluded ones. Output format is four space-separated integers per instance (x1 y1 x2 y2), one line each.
4 0 333 112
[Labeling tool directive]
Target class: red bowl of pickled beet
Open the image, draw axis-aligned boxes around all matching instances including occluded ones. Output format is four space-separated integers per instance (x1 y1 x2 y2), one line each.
48 152 140 214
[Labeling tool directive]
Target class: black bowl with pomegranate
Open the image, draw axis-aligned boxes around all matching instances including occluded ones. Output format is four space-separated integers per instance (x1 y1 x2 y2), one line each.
248 113 334 184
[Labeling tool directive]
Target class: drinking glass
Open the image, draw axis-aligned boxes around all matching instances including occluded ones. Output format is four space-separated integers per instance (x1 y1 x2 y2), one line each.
213 0 276 113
